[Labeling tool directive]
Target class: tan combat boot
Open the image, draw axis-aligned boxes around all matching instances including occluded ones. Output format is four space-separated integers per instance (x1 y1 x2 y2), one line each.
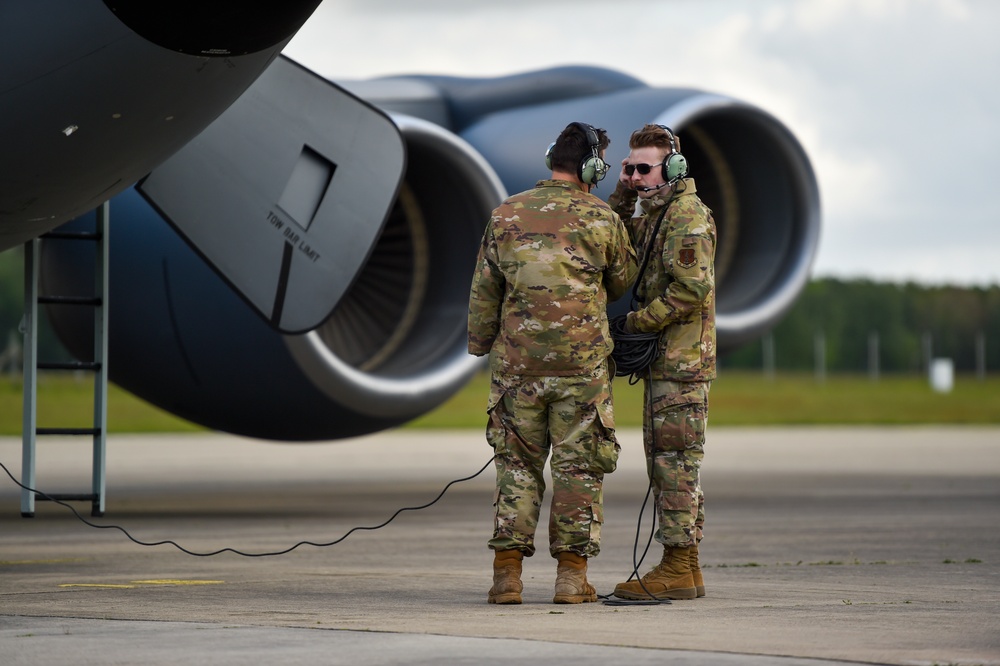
691 543 705 598
553 552 598 604
612 545 697 600
488 549 523 604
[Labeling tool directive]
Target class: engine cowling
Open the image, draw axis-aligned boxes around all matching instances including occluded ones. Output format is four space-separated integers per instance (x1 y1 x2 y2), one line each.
376 67 821 351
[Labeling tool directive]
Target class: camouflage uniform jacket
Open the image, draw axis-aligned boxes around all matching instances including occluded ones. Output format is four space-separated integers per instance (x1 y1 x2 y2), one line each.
468 179 638 376
608 178 717 382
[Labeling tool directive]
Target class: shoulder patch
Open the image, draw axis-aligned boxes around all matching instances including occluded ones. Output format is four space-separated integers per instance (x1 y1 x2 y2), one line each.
678 248 697 268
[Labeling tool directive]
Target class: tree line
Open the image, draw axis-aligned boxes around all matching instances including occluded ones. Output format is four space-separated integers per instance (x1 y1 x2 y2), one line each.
722 277 1000 374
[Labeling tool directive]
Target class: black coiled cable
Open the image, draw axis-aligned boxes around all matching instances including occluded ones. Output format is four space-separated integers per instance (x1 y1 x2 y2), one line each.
608 194 675 384
609 314 659 383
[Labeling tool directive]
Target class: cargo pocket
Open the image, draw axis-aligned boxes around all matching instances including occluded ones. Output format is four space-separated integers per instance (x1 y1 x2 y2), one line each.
486 380 508 525
488 374 528 456
485 377 509 453
590 400 621 474
653 382 708 451
588 502 604 551
650 384 707 452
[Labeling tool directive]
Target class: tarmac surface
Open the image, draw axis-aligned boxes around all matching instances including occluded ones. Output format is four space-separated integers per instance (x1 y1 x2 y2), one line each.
1 426 998 665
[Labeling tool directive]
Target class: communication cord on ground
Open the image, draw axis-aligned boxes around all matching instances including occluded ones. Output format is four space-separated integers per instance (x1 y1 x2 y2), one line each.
0 456 494 557
3 418 672 604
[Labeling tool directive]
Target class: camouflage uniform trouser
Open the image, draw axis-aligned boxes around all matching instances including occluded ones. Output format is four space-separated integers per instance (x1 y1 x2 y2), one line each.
486 364 620 559
643 379 710 547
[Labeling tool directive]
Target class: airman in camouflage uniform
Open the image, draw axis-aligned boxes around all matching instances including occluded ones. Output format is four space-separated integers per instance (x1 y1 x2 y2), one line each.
468 122 637 604
607 124 716 601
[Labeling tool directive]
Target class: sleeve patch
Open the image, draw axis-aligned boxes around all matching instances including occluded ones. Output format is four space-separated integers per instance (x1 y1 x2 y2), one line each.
677 248 697 268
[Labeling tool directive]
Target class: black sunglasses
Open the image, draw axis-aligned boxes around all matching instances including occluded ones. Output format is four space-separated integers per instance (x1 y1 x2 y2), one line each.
623 161 664 176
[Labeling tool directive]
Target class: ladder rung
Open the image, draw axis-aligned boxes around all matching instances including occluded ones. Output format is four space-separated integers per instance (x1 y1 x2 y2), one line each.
40 231 102 241
35 493 98 503
38 361 101 371
36 427 101 436
38 296 102 306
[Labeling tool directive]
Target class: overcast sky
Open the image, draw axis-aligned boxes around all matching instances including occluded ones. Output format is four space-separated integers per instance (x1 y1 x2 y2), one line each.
285 0 1000 287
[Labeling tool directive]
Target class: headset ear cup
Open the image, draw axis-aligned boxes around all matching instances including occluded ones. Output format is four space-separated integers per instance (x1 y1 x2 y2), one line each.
662 153 689 183
656 125 688 184
580 156 595 185
579 155 609 186
544 142 555 171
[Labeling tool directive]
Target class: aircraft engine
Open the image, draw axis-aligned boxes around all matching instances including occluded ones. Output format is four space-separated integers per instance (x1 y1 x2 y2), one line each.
41 65 820 441
362 67 821 351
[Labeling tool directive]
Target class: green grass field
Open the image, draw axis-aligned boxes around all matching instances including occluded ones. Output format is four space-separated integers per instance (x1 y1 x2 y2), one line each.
408 370 1000 429
0 374 204 435
1 370 997 435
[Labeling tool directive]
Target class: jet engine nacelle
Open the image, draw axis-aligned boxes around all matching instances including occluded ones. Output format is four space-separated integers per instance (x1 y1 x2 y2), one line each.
43 66 819 441
367 67 821 351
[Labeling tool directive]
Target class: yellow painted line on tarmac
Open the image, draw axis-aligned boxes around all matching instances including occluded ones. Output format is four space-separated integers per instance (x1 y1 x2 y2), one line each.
56 579 224 589
0 558 88 566
131 579 225 586
59 583 137 589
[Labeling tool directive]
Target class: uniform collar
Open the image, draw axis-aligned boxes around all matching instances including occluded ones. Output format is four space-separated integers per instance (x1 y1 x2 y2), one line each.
536 178 588 193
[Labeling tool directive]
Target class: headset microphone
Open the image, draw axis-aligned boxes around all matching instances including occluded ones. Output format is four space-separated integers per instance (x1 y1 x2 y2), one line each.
638 182 669 192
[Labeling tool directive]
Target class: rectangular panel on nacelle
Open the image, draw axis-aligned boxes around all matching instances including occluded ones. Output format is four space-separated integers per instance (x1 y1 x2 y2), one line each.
139 55 406 334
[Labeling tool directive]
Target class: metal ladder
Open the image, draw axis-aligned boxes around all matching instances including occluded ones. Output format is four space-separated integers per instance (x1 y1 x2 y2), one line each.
21 201 110 518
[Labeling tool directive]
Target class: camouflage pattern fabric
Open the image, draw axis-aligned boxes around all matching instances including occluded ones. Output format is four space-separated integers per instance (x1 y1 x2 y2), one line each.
485 365 620 558
608 178 716 382
643 379 710 547
468 179 637 376
608 177 715 547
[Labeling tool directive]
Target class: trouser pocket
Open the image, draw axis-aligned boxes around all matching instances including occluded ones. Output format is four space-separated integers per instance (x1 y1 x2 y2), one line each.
590 400 621 474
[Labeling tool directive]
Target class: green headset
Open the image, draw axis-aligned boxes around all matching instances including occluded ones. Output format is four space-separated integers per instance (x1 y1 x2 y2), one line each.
658 125 689 184
544 121 609 186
